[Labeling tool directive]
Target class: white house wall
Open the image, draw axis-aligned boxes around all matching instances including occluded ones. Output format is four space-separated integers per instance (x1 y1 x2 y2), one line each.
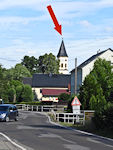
32 87 68 101
82 50 113 82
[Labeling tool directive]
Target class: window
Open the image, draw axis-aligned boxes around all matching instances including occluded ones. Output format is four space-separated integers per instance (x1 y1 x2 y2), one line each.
61 63 63 68
65 64 67 68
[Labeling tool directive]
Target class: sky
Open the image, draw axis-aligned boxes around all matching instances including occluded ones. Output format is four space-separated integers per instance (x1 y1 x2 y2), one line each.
0 0 113 71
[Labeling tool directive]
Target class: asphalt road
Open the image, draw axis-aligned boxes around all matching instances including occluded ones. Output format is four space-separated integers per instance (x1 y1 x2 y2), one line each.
0 111 113 150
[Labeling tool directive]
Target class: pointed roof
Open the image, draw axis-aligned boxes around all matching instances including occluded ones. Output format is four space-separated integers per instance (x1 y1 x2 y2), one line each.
57 40 68 57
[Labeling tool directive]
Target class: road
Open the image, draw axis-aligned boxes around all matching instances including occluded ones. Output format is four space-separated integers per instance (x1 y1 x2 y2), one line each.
0 111 113 150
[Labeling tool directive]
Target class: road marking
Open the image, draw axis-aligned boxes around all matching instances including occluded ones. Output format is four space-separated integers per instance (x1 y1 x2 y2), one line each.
0 132 26 150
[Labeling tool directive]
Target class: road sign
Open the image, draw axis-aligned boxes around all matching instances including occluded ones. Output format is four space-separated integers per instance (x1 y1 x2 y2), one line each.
71 96 81 106
71 97 81 114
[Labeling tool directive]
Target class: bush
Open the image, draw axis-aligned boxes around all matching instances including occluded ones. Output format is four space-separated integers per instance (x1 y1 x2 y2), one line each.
58 93 71 102
93 103 113 129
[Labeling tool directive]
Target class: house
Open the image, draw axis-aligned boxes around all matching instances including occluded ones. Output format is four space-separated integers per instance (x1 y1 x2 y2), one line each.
23 74 71 102
71 48 113 94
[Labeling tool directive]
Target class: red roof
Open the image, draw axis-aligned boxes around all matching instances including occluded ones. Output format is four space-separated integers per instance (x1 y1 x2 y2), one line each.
42 89 70 96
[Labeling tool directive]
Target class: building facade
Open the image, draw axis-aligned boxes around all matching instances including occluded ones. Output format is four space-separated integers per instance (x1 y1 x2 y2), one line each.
23 74 71 102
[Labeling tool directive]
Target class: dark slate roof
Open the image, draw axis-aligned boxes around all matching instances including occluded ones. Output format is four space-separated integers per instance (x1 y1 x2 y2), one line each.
57 40 68 57
71 48 113 72
32 74 71 88
23 77 32 86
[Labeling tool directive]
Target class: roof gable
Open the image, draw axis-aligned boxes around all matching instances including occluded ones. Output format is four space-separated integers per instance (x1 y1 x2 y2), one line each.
71 48 113 72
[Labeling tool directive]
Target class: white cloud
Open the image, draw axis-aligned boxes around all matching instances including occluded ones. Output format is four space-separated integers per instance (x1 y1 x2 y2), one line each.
0 15 48 27
79 20 92 27
105 27 113 32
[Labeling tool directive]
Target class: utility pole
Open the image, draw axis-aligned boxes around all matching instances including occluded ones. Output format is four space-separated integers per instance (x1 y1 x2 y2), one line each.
75 58 77 95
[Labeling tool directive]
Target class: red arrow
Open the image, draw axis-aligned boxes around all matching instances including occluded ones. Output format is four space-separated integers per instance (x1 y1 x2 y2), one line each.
47 5 62 35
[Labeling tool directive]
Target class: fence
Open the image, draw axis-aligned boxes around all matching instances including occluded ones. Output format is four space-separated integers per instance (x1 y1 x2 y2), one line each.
55 112 85 125
16 104 94 125
16 104 64 112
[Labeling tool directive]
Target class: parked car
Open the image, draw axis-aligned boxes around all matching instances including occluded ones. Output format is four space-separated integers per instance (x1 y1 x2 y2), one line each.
0 104 18 122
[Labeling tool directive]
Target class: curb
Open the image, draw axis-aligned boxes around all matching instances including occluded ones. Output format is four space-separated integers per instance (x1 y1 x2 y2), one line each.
45 112 113 143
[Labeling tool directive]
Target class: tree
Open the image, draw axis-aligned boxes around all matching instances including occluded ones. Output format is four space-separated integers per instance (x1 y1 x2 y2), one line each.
38 53 59 74
21 56 39 74
8 88 16 102
79 58 113 110
21 85 34 102
16 85 23 102
13 64 31 81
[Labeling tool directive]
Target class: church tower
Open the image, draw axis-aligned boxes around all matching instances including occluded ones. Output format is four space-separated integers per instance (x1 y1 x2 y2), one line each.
57 40 68 74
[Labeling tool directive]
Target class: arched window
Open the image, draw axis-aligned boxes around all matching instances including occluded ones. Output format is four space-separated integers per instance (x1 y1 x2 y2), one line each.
65 64 67 68
61 63 63 68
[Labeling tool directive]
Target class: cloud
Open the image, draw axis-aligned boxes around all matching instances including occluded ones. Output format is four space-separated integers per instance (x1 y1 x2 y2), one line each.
0 15 49 27
67 36 113 70
79 20 92 27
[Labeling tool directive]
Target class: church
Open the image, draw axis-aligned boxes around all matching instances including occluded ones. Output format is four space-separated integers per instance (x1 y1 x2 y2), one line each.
23 40 71 102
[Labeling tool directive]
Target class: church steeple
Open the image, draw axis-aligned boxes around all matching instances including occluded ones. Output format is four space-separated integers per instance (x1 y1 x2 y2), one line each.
57 40 68 74
57 40 68 57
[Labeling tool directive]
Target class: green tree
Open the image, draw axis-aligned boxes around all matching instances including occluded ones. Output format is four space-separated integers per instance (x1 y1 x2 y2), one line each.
8 88 16 102
38 53 59 74
79 58 113 110
16 85 23 102
89 95 97 110
21 85 34 102
21 56 38 74
13 64 31 81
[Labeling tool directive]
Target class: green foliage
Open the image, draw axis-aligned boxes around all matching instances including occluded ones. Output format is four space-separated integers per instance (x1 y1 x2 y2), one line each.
58 93 70 102
21 56 38 74
13 64 31 81
0 64 33 103
93 103 113 129
38 53 59 74
21 85 34 102
79 58 113 110
89 95 97 110
4 64 31 81
21 53 59 74
16 85 23 102
8 88 16 102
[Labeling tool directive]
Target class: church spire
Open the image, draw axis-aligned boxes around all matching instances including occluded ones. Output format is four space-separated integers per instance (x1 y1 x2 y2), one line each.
57 40 68 58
